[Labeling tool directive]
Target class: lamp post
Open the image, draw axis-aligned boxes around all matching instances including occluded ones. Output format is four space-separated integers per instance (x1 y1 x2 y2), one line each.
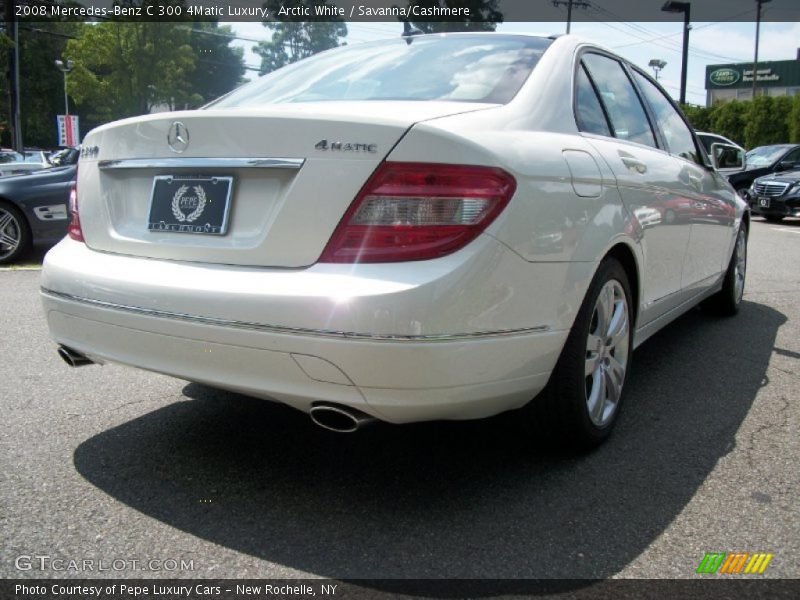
54 59 74 116
648 59 667 81
752 0 772 99
661 1 691 104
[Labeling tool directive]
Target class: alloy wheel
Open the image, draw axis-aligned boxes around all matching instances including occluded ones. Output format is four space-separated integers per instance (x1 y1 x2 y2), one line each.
585 279 630 427
734 227 747 303
0 207 22 261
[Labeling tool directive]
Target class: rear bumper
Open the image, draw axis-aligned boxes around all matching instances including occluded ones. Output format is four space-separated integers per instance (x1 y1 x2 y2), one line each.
41 238 583 423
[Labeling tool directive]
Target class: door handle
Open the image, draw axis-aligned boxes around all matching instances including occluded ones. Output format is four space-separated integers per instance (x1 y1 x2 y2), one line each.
621 156 648 174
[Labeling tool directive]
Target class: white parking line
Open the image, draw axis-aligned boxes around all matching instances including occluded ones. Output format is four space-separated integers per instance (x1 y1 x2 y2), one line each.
770 227 800 234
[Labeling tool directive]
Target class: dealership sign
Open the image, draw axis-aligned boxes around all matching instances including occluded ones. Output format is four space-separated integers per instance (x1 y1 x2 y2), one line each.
709 68 740 86
57 115 79 147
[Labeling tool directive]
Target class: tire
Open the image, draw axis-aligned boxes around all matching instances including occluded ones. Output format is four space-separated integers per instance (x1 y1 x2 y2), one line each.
703 223 747 316
764 215 784 223
522 257 633 449
0 203 31 265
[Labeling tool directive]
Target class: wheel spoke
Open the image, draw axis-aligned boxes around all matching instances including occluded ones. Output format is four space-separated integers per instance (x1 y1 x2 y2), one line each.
596 284 614 333
606 357 625 403
0 230 18 247
585 355 597 377
606 304 628 348
0 212 13 233
592 370 607 422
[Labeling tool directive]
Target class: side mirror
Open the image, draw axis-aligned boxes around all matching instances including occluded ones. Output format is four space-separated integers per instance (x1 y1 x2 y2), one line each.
775 160 794 172
710 142 744 171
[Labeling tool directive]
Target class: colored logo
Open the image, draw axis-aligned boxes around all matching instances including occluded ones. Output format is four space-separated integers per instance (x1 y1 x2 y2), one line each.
696 552 773 574
709 68 741 86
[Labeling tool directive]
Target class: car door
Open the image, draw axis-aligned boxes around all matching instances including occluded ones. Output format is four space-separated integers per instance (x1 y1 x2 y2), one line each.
576 52 693 325
628 68 736 292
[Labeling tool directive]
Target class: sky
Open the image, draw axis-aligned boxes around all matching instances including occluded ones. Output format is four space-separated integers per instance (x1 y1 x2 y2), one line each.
224 20 800 106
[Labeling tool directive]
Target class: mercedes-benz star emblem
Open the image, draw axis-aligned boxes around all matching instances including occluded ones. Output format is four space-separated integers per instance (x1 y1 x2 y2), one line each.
167 121 190 153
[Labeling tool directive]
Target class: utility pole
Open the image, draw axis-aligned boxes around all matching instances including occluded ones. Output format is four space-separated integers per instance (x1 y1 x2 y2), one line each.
552 0 590 34
752 0 772 99
661 1 691 105
4 0 22 150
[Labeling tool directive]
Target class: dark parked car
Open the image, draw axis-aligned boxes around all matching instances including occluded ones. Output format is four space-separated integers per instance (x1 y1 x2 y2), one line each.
0 150 77 264
728 144 800 197
748 170 800 222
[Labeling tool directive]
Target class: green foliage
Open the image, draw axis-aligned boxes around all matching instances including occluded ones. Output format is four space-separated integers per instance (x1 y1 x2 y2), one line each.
405 0 503 32
0 23 83 148
255 1 347 75
743 96 792 148
788 95 800 144
682 96 798 149
680 104 713 132
65 22 197 122
188 23 246 105
710 100 748 147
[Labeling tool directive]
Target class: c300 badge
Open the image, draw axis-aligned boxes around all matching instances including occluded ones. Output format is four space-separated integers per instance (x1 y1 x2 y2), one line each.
171 184 207 223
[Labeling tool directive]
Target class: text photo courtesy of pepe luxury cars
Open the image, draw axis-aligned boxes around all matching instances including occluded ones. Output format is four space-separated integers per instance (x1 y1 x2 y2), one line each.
2 0 800 590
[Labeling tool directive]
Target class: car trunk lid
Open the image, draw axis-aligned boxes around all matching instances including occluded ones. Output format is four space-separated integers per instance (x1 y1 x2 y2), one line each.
77 102 495 267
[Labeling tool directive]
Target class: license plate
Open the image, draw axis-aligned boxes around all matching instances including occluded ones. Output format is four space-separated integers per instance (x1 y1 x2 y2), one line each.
147 176 233 235
758 196 770 208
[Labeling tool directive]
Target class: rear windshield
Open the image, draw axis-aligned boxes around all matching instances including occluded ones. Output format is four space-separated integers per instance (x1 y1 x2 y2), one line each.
210 35 552 108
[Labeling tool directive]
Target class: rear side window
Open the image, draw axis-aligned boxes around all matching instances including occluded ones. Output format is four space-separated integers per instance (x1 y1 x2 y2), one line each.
631 70 700 164
581 53 656 148
575 64 611 136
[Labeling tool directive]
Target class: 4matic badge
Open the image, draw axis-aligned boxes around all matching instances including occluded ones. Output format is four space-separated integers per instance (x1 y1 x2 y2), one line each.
315 139 377 153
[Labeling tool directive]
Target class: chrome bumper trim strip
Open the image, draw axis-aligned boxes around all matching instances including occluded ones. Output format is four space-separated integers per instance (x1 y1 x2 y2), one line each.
97 157 304 170
41 288 549 342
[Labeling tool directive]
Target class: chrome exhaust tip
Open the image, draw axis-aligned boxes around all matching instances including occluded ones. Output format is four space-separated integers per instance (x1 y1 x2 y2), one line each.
309 404 376 433
57 345 94 367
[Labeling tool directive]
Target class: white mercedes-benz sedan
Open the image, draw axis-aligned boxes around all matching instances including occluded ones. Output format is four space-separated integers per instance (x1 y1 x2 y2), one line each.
41 33 748 447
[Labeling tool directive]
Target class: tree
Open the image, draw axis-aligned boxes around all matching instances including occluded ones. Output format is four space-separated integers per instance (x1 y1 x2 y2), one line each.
789 94 800 144
255 0 347 75
743 95 792 149
65 21 197 122
0 22 84 148
404 0 503 32
188 22 246 104
680 103 713 132
710 100 748 147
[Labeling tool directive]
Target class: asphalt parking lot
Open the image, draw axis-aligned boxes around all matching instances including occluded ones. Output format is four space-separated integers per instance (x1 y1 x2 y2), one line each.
1 218 798 583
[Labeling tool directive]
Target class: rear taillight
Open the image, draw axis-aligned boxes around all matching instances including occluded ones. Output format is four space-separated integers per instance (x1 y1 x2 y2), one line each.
319 162 516 263
67 178 83 242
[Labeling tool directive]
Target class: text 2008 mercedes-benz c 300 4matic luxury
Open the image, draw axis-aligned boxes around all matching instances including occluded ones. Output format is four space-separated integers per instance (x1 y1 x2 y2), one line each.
41 34 748 448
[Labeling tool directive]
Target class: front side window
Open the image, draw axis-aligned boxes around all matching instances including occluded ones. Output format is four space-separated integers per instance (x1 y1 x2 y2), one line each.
780 147 800 165
581 53 656 148
210 35 552 108
631 70 700 164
